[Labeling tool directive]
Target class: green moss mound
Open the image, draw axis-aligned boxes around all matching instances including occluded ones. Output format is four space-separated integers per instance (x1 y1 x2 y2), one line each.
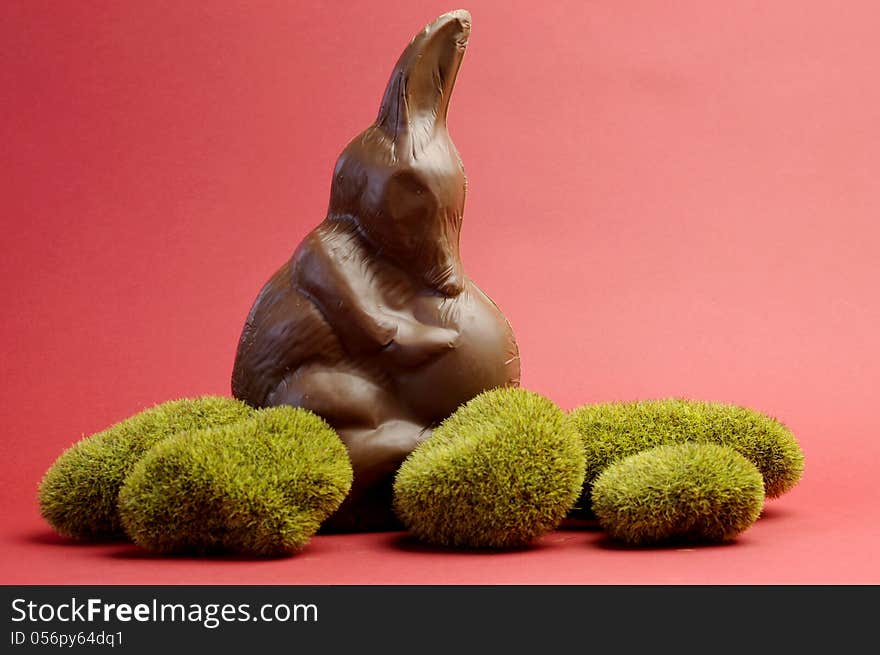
393 388 586 549
570 399 804 513
118 406 353 556
39 396 254 540
592 442 765 545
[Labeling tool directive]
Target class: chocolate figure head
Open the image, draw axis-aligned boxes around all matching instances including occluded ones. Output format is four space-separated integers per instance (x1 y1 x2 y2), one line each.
327 10 471 296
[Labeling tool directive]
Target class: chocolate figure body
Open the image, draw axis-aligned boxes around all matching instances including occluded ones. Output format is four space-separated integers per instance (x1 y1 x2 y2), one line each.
232 10 520 531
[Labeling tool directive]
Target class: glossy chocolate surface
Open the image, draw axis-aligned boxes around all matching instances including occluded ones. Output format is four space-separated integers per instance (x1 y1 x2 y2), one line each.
231 10 520 531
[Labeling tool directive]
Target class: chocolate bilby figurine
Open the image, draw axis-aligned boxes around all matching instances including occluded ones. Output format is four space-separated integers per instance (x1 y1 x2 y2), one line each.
231 9 520 531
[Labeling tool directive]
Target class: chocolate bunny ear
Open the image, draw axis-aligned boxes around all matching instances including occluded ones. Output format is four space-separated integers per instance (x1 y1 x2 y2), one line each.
376 10 471 148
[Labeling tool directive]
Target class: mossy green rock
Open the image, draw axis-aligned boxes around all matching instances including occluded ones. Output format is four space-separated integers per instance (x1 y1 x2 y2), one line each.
592 442 765 545
570 399 804 514
39 396 254 540
118 406 353 556
393 388 586 549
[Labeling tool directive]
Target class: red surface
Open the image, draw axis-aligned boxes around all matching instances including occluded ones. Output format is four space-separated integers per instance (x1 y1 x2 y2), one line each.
2 0 879 584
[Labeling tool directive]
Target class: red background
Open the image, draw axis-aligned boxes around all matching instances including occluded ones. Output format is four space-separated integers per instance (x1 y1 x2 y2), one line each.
2 0 878 584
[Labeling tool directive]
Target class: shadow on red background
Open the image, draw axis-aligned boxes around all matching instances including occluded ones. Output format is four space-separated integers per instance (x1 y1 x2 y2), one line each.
2 1 878 583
